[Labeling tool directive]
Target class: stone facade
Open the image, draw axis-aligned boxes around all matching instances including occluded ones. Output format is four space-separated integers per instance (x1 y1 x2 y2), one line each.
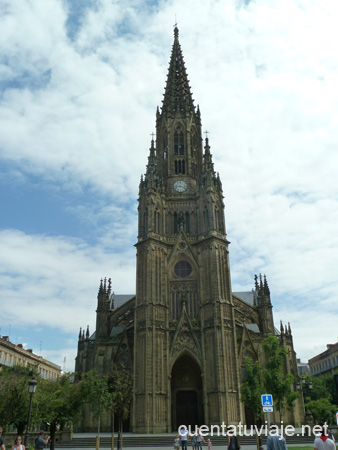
75 28 305 432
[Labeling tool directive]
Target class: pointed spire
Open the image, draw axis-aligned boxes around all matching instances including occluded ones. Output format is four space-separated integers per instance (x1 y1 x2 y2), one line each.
78 327 82 340
264 274 270 295
288 322 292 335
161 27 195 117
284 324 288 335
82 329 85 340
280 320 284 335
254 274 259 292
107 278 112 297
259 273 263 291
98 278 103 299
111 291 115 309
86 325 90 339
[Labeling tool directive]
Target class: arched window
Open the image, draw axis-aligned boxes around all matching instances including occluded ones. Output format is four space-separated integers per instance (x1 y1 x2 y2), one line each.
174 128 184 155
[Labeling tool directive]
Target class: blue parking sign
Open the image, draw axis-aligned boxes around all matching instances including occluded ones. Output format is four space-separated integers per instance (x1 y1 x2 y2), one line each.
261 394 273 406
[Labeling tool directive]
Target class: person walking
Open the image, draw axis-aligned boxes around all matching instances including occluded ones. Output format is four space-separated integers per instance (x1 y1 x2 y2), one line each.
266 424 287 450
34 432 50 450
191 432 198 450
174 434 180 450
227 427 240 450
179 426 189 450
0 427 5 450
11 436 25 450
196 428 206 450
314 422 336 450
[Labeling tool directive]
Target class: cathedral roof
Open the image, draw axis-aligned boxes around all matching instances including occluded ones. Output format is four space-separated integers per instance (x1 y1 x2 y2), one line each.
161 27 195 116
233 290 257 306
114 294 135 308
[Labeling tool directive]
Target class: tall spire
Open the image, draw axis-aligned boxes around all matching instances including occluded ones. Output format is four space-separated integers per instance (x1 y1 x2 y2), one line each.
162 27 195 117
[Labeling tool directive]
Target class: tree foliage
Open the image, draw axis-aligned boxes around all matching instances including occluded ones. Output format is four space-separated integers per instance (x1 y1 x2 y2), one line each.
305 398 337 423
0 365 38 434
240 357 262 422
34 373 84 450
240 334 299 426
302 373 338 424
262 334 299 416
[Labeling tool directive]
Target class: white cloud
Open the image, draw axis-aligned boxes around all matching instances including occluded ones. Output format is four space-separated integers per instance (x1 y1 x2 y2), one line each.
1 0 338 364
0 229 136 332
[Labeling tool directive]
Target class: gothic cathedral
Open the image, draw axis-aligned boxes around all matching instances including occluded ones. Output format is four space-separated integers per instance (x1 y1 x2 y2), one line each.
75 28 304 432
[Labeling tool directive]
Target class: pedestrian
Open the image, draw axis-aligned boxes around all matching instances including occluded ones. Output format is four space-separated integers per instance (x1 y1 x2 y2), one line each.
191 432 198 450
207 438 213 450
227 427 240 450
266 424 287 450
314 422 335 450
34 432 50 450
174 434 180 450
11 436 25 450
179 426 189 450
196 428 206 450
0 427 5 450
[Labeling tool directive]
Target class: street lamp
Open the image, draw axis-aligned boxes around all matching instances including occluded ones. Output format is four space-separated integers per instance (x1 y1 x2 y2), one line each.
24 377 38 447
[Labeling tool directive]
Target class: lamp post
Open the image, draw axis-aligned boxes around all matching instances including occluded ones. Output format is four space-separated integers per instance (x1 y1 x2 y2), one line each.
24 377 38 447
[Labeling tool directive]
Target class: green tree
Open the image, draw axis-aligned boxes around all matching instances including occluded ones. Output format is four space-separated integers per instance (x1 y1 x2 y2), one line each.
305 398 337 423
302 375 329 402
34 373 84 450
0 365 38 434
107 368 133 450
262 334 299 420
240 357 262 450
302 373 338 424
81 371 112 450
240 357 262 421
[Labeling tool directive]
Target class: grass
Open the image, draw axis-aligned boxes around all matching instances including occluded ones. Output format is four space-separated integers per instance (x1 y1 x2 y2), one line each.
288 447 313 450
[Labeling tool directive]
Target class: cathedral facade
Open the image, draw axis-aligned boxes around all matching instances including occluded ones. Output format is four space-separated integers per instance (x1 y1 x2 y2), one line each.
75 28 304 433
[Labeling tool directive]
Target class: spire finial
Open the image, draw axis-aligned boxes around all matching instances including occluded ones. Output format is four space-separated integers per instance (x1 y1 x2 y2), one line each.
173 16 179 38
86 325 90 339
108 278 112 296
254 274 259 291
264 274 270 295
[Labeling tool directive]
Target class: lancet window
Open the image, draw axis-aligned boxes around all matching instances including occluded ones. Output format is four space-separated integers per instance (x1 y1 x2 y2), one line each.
175 159 185 174
174 127 184 155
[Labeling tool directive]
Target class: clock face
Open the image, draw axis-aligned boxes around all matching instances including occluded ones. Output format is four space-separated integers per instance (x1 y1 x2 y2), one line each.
174 180 188 193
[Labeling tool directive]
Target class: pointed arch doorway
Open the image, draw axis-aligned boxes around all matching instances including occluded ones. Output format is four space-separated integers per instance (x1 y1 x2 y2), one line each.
171 353 204 431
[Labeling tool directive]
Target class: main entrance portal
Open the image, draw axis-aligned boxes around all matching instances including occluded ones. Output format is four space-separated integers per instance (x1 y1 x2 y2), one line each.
171 353 203 431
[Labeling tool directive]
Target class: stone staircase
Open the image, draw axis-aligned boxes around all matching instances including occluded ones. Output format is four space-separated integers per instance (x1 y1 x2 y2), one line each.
55 433 315 448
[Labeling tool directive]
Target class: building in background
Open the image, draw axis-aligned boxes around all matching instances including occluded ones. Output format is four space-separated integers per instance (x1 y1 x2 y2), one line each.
308 342 338 377
297 358 310 375
75 27 305 432
0 335 61 379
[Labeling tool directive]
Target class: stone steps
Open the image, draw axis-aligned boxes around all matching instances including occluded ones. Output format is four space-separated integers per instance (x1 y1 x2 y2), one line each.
55 433 315 448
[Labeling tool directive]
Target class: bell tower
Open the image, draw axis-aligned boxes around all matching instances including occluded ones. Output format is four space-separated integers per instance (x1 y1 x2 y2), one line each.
133 27 241 432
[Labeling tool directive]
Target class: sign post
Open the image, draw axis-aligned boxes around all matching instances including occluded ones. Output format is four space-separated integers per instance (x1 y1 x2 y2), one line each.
261 394 273 429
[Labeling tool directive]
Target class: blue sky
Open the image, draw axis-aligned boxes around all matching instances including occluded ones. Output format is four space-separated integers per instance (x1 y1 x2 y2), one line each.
1 0 338 371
